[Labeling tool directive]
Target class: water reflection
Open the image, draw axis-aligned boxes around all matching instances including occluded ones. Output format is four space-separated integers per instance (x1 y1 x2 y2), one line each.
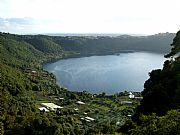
44 52 165 94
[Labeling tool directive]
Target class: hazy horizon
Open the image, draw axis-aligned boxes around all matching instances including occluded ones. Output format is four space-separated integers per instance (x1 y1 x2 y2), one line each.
1 32 174 37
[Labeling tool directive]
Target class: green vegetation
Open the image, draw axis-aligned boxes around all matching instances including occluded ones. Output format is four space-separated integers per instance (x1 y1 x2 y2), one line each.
52 33 175 55
0 31 179 135
128 110 180 135
135 32 180 116
0 32 140 134
125 31 180 134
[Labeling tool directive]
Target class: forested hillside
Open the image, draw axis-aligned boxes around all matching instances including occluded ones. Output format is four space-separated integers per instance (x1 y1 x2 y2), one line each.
0 32 175 68
0 31 179 135
0 33 76 69
123 31 180 135
137 31 180 116
52 33 175 55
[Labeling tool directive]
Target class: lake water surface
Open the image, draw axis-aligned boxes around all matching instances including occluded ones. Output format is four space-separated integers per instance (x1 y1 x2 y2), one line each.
44 52 166 94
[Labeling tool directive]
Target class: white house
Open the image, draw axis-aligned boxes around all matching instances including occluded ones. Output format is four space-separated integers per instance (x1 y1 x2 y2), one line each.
76 101 85 105
129 92 135 99
135 97 143 100
81 116 95 122
121 101 133 105
32 70 37 73
85 116 95 121
74 108 79 111
41 103 63 111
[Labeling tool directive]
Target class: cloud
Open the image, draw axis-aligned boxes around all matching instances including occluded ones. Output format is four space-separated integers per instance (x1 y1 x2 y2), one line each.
0 17 35 33
5 18 33 25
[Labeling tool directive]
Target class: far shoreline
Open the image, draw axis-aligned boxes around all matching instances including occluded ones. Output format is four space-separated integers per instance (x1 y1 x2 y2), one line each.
42 49 166 67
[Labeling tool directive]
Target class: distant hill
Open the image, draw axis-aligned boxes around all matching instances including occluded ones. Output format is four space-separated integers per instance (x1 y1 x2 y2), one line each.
51 32 175 55
0 33 74 69
0 32 175 69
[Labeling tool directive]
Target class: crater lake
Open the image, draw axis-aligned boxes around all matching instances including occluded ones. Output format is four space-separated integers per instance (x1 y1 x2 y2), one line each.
44 52 166 94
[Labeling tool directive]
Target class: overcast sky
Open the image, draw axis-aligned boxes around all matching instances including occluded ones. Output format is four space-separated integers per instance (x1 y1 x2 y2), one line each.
0 0 180 34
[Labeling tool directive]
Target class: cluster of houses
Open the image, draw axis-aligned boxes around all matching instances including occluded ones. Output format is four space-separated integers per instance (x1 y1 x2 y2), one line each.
38 92 142 122
38 101 96 122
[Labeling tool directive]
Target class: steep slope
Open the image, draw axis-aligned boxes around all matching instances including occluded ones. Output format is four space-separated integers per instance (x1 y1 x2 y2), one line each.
23 35 62 54
135 31 180 116
166 30 180 57
0 33 44 68
0 33 66 135
0 33 70 69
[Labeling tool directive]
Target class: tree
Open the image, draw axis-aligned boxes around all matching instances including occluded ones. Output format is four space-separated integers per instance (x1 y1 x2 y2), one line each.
0 122 4 135
130 110 180 135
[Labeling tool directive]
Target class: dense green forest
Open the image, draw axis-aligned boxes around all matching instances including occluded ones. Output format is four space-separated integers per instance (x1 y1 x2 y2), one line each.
51 33 175 55
0 31 179 135
125 31 180 135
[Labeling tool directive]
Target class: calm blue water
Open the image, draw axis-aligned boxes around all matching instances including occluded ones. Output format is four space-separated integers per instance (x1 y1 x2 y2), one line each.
44 52 165 94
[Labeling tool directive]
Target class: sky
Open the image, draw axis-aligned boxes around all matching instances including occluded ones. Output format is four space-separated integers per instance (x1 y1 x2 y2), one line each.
0 0 180 34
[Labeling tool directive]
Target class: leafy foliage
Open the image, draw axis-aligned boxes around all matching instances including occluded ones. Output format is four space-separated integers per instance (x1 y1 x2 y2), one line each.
135 31 180 116
130 110 180 135
0 31 179 135
165 31 180 57
128 30 180 135
23 35 62 53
